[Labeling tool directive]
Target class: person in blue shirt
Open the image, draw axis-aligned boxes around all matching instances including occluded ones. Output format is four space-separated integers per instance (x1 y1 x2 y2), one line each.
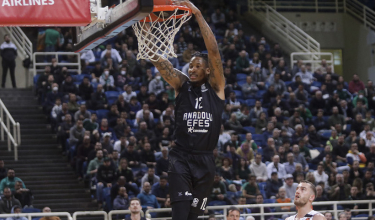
151 176 169 208
137 181 160 212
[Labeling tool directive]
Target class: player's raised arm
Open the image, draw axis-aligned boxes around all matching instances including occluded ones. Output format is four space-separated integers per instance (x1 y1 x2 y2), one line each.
179 0 225 100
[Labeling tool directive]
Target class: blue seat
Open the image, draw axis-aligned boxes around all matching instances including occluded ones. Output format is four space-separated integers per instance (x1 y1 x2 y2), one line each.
87 109 96 114
346 124 351 132
208 200 227 206
256 90 266 99
257 147 263 155
105 91 120 99
245 99 256 107
96 109 109 120
236 73 248 81
243 126 255 134
311 81 322 88
154 118 160 124
126 119 135 128
77 100 86 105
237 80 246 87
355 214 369 218
131 128 138 133
284 81 292 87
33 74 41 86
258 182 267 190
238 134 246 142
320 131 332 140
107 97 118 105
72 74 90 83
23 208 41 213
234 90 243 99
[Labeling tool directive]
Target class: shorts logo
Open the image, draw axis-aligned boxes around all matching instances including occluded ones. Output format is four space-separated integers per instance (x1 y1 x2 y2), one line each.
191 198 199 207
185 191 192 196
178 192 183 196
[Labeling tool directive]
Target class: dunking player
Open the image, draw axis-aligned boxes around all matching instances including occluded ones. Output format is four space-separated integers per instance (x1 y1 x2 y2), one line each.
146 1 225 219
287 181 327 220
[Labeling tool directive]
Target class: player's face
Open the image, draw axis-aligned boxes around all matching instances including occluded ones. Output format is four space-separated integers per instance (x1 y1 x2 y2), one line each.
294 182 314 207
188 57 209 84
129 200 141 212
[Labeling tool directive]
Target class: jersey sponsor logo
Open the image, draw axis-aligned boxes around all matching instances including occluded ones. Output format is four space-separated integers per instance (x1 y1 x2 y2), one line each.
201 84 208 92
178 192 183 196
185 191 192 196
191 198 199 207
184 112 212 133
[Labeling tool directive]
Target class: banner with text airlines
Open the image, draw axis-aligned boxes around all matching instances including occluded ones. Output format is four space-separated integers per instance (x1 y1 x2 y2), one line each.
0 0 90 26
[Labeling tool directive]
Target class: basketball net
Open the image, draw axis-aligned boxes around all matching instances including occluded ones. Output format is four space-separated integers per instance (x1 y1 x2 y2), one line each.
132 8 191 62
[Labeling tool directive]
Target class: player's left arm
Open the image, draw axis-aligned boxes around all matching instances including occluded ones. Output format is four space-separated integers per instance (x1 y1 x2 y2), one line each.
180 1 225 100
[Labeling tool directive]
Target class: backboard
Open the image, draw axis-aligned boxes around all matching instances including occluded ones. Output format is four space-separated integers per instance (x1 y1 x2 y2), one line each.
74 0 153 53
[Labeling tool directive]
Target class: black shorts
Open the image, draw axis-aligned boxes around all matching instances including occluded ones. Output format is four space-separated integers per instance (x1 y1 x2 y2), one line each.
168 148 215 214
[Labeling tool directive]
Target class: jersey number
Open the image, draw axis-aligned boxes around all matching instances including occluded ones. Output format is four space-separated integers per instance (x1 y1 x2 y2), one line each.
200 197 207 210
195 97 203 109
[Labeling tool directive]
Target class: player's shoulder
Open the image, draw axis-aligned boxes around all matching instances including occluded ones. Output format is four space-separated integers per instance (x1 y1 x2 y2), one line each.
285 215 295 220
312 211 326 220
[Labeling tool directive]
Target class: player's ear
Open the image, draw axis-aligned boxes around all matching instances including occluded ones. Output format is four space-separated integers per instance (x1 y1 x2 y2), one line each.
205 67 211 75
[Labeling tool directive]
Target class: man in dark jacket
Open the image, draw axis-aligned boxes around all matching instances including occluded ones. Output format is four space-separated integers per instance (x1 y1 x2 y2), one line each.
96 157 116 208
111 176 139 201
265 172 283 198
0 160 7 181
1 34 17 88
113 186 129 210
90 84 108 110
79 77 94 101
0 187 21 213
14 181 33 208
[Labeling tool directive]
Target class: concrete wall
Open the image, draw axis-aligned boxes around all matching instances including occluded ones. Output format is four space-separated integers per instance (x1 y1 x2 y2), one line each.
0 27 30 89
280 12 373 82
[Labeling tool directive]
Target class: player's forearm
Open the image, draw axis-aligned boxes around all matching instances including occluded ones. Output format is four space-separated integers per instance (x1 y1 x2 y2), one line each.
194 12 219 55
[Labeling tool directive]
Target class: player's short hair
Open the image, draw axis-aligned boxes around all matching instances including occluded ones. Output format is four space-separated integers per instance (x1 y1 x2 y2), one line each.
300 180 317 198
227 206 240 216
130 197 141 204
191 52 208 66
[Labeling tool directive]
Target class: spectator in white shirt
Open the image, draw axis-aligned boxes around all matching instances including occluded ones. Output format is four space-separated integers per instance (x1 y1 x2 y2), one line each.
249 154 268 182
99 68 115 91
365 131 375 148
122 85 137 103
313 164 329 190
283 174 298 200
266 155 287 180
100 44 122 63
293 65 313 85
80 50 95 66
135 103 154 127
148 73 165 96
51 98 62 119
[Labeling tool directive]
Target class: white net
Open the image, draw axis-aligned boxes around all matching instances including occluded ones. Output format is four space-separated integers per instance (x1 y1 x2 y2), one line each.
132 8 191 62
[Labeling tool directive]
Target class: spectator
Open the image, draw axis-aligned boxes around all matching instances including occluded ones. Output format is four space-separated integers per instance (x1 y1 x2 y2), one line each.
67 93 79 114
251 67 267 89
292 145 309 172
225 113 244 134
115 158 135 183
349 161 364 184
241 174 259 203
156 147 169 176
283 174 298 200
313 164 329 189
99 68 115 91
79 76 94 101
38 207 61 220
113 186 129 210
0 160 6 181
349 74 365 95
352 114 365 135
324 212 333 220
254 112 267 135
83 113 99 132
346 143 367 167
250 194 273 220
241 76 258 98
329 173 350 200
91 84 108 110
266 172 283 198
313 109 329 131
13 181 33 208
270 72 286 95
111 176 139 201
135 122 155 144
1 34 17 88
328 106 345 130
100 44 122 63
137 182 160 211
310 91 326 115
74 104 91 121
148 73 164 96
61 75 78 99
96 157 116 208
227 91 241 112
266 155 286 179
120 143 141 168
334 83 352 102
275 187 292 212
152 176 169 207
5 205 27 220
314 185 330 210
0 169 25 194
125 198 146 220
236 50 251 74
69 119 85 148
250 154 268 182
182 43 195 63
294 84 309 103
0 187 21 214
140 143 156 167
141 167 160 188
262 85 277 106
283 153 297 175
44 27 61 54
86 150 104 176
294 65 313 85
210 174 229 204
136 104 155 126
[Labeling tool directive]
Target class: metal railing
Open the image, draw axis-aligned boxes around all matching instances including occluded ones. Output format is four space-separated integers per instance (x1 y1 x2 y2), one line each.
3 26 33 60
247 0 321 59
250 0 375 30
0 212 72 220
291 52 334 72
108 210 144 220
0 99 21 161
32 52 81 76
73 211 108 220
146 200 375 220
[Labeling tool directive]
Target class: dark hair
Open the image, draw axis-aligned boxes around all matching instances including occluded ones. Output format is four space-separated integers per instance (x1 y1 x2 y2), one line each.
130 197 141 203
191 52 209 66
160 175 168 181
4 34 8 39
227 206 240 216
300 180 317 198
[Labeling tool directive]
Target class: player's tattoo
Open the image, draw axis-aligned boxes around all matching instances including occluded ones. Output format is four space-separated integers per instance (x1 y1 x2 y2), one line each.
155 60 178 80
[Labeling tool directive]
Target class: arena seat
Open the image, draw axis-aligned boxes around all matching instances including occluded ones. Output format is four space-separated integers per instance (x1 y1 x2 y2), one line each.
243 126 255 134
105 91 120 99
236 73 248 81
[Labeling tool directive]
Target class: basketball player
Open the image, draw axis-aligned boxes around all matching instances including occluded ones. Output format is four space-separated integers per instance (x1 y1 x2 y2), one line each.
287 181 327 220
144 1 225 219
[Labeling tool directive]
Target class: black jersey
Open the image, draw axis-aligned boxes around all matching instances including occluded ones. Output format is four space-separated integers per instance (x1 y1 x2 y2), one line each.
173 81 225 152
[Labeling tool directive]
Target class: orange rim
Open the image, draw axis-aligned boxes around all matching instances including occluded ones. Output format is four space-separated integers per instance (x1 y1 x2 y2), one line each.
140 5 192 22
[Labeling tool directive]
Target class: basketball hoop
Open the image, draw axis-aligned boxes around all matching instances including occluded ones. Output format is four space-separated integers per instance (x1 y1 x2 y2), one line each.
132 1 192 62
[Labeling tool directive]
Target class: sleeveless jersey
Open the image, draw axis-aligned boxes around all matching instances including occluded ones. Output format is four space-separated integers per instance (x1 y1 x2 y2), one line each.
287 210 324 220
173 81 225 152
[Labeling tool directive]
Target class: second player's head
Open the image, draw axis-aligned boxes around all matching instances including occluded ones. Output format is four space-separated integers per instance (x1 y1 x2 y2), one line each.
294 180 316 207
188 52 210 86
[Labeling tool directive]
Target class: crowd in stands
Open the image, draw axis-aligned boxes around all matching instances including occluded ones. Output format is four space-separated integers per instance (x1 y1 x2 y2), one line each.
1 0 375 220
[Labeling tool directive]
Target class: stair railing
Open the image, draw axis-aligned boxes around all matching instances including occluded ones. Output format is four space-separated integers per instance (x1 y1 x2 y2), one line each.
0 99 21 161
